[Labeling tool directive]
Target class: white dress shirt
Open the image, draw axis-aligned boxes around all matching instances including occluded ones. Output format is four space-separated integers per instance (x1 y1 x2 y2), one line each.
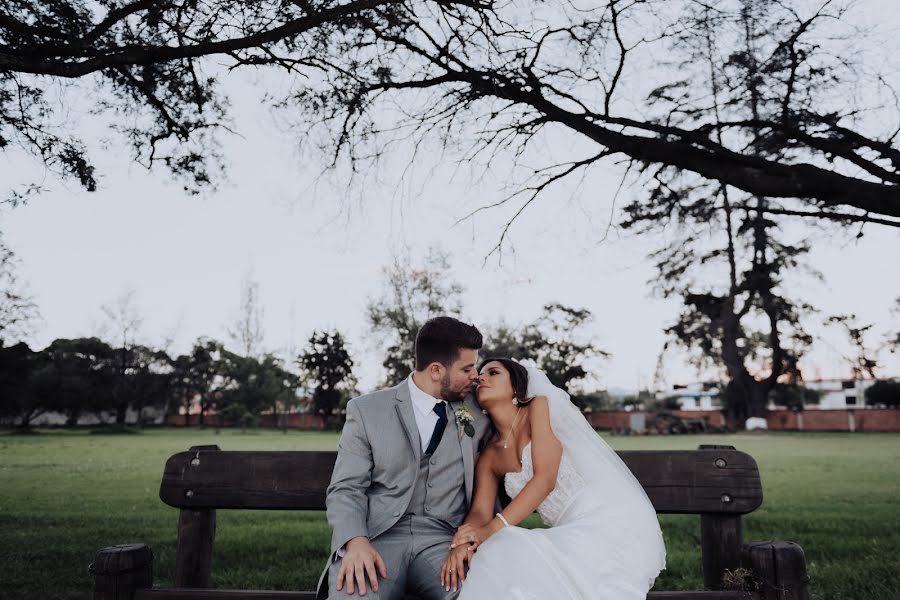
408 374 449 453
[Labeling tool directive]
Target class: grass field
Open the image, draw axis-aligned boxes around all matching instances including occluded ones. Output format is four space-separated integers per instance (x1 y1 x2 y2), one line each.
1 428 898 600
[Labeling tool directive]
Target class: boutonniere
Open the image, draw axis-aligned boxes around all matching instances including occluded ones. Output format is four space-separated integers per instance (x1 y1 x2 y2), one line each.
455 405 475 438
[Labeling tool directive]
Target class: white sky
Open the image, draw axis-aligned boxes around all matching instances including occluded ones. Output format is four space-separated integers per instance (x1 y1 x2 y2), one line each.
2 1 899 392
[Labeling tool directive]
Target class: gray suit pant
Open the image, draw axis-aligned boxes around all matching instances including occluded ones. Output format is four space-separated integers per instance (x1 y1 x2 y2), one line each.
326 516 458 600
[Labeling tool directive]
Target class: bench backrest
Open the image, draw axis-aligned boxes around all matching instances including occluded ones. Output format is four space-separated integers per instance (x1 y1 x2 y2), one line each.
159 446 762 514
160 444 759 591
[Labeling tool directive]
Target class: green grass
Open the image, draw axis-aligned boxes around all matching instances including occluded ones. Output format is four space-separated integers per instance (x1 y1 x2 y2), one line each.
1 428 898 600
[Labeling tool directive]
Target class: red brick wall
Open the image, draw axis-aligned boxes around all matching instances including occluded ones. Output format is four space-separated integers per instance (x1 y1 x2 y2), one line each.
856 408 900 431
164 414 223 426
588 410 727 430
588 411 633 429
258 414 325 429
164 413 325 429
766 410 799 429
800 410 851 431
164 408 900 431
766 408 900 431
671 410 726 426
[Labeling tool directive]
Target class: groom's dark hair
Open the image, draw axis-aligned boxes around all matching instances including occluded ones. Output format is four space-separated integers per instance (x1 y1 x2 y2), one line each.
415 316 483 370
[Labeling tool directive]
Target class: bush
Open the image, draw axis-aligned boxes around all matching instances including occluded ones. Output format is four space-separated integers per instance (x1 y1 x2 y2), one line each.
865 380 900 408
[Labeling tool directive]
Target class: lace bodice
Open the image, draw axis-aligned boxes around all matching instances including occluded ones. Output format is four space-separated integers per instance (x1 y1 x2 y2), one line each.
504 442 585 526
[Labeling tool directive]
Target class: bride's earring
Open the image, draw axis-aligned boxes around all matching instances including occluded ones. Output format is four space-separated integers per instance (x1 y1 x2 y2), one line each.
512 397 519 406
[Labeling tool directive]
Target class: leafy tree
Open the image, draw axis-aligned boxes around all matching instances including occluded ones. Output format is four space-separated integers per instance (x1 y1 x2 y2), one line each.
125 344 173 426
0 342 45 427
38 337 118 425
228 273 265 359
6 1 897 226
770 383 820 411
295 0 900 228
480 322 538 364
297 330 356 429
99 288 146 425
827 314 880 379
620 1 841 425
483 304 608 409
526 304 609 398
0 234 40 345
622 390 656 412
864 380 900 408
169 337 228 426
366 247 464 385
0 0 425 198
576 390 618 412
218 351 300 429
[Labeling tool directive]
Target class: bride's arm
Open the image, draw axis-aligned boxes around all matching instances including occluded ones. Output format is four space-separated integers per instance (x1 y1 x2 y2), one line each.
463 449 501 527
451 396 562 546
440 448 500 591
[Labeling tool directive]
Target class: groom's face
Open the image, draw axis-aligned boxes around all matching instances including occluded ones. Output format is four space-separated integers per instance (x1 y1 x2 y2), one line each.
439 348 479 402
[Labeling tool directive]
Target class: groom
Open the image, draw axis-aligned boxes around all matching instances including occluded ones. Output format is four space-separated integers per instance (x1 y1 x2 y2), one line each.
317 316 492 600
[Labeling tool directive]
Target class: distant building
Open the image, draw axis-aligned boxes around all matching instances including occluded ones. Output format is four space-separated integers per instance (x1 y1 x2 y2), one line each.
804 378 879 409
656 383 722 411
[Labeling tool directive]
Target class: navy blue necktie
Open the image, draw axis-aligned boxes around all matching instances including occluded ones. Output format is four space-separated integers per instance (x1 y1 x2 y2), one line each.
425 402 448 455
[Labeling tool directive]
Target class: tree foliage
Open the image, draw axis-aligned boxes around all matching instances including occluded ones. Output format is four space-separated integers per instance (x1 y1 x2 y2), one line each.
292 0 900 227
296 329 356 428
0 341 45 426
366 247 464 385
864 379 900 408
618 1 848 424
0 233 40 344
482 303 609 409
2 1 897 224
0 0 436 198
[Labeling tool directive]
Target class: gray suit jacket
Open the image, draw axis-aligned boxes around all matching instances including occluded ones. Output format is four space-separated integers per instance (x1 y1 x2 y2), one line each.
325 380 492 556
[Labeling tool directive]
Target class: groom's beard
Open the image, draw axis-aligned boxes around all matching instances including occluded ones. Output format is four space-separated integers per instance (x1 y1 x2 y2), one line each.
440 374 467 403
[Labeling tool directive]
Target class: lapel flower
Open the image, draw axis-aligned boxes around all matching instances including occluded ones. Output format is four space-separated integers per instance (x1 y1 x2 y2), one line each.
454 405 475 438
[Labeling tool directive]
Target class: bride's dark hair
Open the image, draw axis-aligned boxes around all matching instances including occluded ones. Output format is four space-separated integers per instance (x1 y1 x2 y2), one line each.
478 357 534 405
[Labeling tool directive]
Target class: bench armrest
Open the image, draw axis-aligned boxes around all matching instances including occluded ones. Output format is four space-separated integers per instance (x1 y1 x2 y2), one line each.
90 543 154 600
741 541 810 600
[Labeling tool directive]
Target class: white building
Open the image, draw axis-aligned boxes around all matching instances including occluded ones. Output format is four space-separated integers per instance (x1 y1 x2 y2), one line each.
656 383 722 411
804 378 878 409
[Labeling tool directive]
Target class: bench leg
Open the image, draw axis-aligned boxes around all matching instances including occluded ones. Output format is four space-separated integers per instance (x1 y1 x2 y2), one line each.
742 541 810 600
90 543 154 600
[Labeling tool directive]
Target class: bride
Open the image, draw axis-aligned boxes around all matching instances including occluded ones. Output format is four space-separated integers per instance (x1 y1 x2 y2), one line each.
440 358 666 599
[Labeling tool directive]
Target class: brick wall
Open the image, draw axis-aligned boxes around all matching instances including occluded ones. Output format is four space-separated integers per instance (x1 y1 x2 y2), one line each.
767 408 900 431
164 408 900 431
589 408 900 432
164 413 325 429
855 408 900 431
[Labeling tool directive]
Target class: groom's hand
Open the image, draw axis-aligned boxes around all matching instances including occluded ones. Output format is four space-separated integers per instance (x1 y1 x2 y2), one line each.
337 536 387 596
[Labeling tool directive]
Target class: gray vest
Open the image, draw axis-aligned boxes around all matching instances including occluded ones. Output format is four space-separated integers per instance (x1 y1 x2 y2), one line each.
405 410 467 525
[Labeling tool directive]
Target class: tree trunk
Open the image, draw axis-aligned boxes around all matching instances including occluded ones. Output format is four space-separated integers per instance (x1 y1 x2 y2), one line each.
66 409 80 427
115 402 127 426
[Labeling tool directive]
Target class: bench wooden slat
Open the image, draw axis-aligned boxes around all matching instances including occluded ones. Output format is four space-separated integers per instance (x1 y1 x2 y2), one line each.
158 449 761 514
136 589 762 600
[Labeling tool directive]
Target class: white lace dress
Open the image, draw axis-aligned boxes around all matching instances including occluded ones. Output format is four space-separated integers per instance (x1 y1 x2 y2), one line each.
458 442 665 600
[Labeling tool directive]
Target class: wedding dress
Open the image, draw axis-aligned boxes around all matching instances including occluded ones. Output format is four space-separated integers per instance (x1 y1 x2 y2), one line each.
458 364 666 600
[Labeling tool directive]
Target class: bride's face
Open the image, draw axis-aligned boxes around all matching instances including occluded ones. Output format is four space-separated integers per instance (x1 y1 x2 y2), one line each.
476 361 514 406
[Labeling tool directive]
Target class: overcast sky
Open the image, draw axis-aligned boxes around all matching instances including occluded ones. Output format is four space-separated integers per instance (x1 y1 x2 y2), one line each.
2 1 899 392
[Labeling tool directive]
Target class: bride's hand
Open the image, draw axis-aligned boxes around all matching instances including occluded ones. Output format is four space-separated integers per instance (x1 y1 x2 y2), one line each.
451 521 500 550
440 544 474 592
450 523 480 549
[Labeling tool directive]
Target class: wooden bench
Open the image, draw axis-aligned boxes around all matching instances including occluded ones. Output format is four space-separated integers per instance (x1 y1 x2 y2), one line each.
90 443 810 600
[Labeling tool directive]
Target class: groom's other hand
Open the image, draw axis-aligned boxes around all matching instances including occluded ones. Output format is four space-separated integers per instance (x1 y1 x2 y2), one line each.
337 536 387 596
